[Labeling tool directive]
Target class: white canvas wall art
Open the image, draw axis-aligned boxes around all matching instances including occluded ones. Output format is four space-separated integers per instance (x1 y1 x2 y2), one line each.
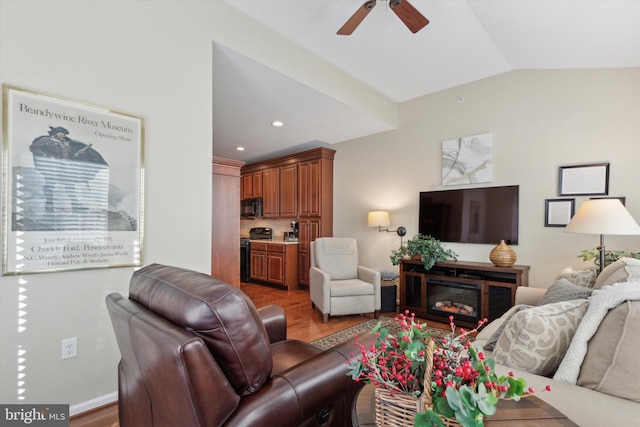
442 132 492 186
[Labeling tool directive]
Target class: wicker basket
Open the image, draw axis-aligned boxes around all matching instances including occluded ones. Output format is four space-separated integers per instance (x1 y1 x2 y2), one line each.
373 340 461 427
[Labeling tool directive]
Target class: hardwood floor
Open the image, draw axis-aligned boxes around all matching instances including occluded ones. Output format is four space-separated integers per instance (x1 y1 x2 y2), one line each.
70 282 445 426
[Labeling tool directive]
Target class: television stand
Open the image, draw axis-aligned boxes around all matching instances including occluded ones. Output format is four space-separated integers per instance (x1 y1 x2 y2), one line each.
399 259 529 328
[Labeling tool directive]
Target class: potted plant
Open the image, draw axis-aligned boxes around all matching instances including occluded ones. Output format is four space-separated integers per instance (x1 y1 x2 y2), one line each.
578 248 640 270
391 234 458 270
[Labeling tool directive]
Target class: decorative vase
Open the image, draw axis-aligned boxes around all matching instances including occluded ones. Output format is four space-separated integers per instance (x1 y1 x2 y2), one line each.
490 240 517 267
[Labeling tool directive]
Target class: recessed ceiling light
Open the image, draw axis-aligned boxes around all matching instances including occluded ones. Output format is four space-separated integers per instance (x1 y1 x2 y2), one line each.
271 121 284 127
236 146 245 151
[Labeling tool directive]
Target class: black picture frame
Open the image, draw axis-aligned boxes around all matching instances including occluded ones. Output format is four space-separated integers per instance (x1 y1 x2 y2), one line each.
558 163 609 196
545 198 575 227
590 196 626 206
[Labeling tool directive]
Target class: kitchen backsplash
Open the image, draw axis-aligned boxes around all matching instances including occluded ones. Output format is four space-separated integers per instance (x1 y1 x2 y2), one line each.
241 218 297 240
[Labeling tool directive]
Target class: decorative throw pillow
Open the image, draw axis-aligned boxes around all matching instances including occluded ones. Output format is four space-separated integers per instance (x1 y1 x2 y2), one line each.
483 304 531 351
577 300 640 402
594 257 640 289
493 299 589 377
537 278 594 305
554 266 597 288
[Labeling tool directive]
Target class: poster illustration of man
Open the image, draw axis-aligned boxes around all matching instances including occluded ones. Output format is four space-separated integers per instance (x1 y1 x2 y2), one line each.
3 85 144 274
30 126 108 213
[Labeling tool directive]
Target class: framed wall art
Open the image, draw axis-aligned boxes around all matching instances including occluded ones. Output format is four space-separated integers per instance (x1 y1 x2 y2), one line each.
442 132 492 186
545 198 575 227
590 196 626 206
2 85 145 275
558 163 609 196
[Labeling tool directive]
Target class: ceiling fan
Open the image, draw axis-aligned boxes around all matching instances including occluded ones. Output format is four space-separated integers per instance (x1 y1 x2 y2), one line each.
337 0 429 35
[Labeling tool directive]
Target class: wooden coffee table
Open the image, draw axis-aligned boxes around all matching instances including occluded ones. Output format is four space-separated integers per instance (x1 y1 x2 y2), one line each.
352 383 578 426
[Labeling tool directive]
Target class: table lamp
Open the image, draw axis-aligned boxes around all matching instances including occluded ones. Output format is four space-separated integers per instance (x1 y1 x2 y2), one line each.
564 198 640 272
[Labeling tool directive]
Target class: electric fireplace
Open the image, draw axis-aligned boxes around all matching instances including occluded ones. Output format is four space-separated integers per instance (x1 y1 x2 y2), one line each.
427 279 481 324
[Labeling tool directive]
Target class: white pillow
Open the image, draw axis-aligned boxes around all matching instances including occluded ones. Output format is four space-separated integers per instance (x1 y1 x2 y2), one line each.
493 299 589 377
594 257 640 289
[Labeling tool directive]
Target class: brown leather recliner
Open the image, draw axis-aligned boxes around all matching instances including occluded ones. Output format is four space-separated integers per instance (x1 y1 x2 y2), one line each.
106 263 375 427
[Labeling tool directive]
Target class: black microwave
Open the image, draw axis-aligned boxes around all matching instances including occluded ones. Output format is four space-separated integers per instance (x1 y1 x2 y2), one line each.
241 197 263 218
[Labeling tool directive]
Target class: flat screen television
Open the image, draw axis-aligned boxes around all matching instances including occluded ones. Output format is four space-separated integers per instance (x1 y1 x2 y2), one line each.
419 185 519 245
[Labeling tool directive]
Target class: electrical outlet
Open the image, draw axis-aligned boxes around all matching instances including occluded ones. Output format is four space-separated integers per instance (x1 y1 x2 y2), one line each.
61 337 78 360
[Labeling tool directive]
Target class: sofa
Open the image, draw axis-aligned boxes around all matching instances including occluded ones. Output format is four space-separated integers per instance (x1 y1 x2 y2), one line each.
106 263 376 427
474 258 640 427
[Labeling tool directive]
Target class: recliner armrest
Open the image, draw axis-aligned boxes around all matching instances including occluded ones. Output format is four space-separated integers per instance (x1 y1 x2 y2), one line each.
229 333 376 427
258 305 287 343
358 265 381 285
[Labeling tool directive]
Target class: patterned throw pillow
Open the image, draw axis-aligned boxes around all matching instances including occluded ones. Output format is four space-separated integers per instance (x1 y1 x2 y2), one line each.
554 266 597 288
483 304 531 351
493 299 589 377
537 278 594 305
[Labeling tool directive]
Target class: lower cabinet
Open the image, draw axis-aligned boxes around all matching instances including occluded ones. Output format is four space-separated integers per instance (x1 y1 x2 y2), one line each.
250 242 299 288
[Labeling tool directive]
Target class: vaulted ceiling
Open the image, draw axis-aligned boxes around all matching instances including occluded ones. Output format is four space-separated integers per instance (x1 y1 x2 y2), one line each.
213 1 640 164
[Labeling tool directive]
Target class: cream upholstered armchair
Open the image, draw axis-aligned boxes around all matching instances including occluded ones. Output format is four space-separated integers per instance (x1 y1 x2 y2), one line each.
309 237 381 323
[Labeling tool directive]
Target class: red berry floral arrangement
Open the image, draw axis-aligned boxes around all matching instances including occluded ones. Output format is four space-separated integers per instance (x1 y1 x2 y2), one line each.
347 312 551 427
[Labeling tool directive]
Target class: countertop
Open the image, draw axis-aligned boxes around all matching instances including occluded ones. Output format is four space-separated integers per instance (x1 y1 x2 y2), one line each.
243 238 299 245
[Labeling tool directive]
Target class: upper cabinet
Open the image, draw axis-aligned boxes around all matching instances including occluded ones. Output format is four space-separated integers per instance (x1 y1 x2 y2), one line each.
279 163 298 218
298 159 319 217
262 167 280 217
241 147 334 221
241 171 262 199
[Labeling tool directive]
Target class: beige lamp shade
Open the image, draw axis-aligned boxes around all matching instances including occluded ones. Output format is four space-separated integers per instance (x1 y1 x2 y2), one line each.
368 211 391 227
564 199 640 235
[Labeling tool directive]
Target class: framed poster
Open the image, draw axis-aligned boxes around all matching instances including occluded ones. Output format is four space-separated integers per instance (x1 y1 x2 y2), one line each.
558 163 609 196
2 85 145 275
545 198 575 227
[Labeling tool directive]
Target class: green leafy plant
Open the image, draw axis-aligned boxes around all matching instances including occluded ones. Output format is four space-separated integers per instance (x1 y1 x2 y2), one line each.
578 248 640 269
390 234 458 270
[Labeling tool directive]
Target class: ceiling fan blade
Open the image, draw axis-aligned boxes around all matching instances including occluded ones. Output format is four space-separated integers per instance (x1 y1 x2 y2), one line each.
390 0 429 33
337 0 377 35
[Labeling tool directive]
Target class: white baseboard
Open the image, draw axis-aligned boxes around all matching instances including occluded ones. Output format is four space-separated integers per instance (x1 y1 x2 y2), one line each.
70 391 118 417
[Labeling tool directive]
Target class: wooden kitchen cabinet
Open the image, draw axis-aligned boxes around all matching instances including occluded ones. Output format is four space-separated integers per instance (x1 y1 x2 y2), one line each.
279 163 297 217
241 147 335 286
250 242 298 288
298 159 321 217
212 157 244 287
262 167 280 217
250 244 268 282
298 218 320 285
241 171 263 199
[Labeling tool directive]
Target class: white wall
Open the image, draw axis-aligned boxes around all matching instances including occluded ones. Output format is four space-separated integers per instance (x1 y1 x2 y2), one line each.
0 0 216 409
333 68 640 287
